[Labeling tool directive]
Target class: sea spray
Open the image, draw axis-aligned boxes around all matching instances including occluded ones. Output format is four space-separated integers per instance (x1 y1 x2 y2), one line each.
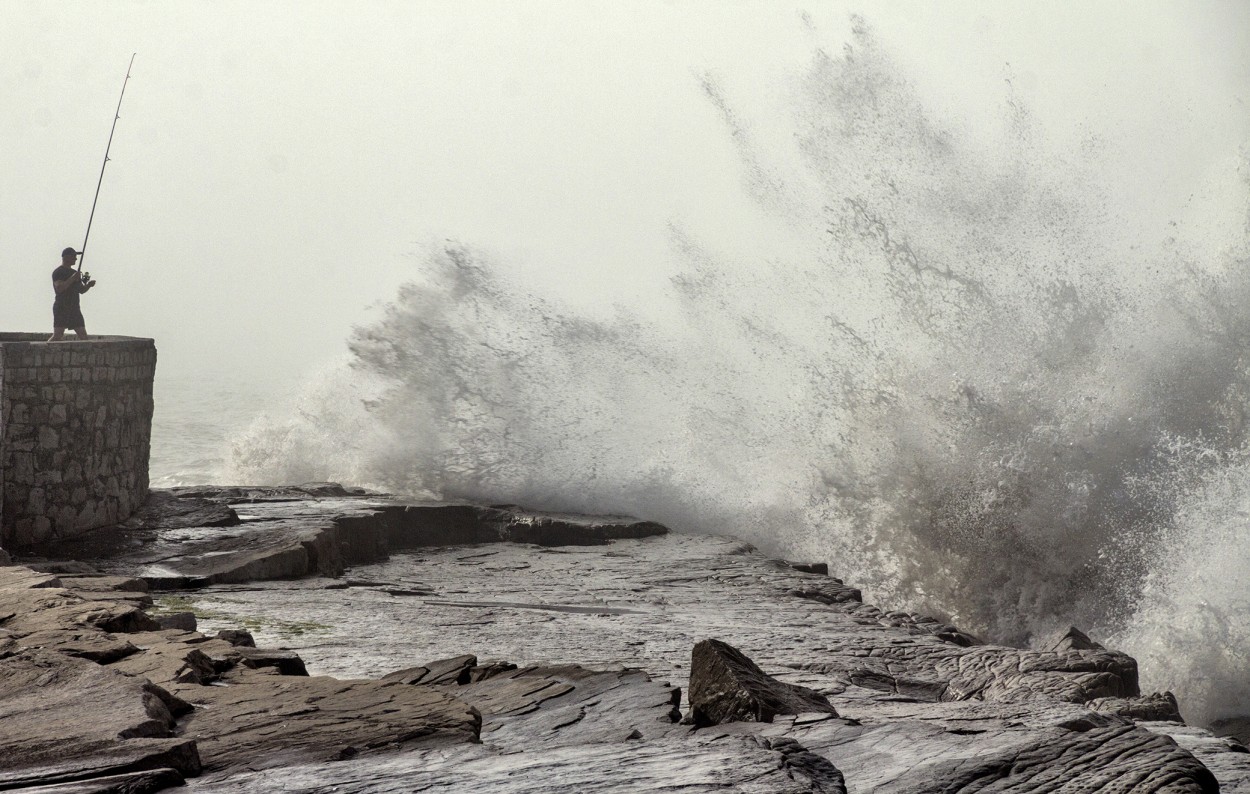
229 23 1250 724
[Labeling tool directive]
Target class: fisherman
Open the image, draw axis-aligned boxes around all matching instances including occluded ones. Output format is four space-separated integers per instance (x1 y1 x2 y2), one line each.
49 247 96 341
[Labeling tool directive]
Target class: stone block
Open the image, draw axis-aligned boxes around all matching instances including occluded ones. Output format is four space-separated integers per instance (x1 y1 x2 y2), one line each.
26 488 45 516
13 454 34 483
13 519 34 547
38 427 58 450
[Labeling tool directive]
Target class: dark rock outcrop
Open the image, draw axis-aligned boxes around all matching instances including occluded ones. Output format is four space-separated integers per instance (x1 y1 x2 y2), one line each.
790 561 829 575
1040 625 1105 652
51 487 669 590
687 639 838 727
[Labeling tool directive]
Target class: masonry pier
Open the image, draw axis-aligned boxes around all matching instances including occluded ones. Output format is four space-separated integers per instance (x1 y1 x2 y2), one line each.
0 333 156 548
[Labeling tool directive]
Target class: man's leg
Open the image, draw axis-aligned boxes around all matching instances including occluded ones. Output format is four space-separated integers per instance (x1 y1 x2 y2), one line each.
48 326 66 341
72 325 88 340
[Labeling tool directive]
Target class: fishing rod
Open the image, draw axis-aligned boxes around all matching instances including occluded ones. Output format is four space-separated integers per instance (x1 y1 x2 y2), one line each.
77 52 136 276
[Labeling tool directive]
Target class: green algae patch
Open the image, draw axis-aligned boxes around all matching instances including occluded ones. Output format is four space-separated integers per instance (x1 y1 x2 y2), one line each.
153 594 332 638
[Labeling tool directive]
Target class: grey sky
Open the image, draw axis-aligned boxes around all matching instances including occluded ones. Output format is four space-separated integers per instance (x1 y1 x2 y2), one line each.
3 1 1247 380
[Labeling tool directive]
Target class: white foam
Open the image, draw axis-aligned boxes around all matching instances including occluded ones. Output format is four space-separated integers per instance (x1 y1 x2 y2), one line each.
227 24 1250 724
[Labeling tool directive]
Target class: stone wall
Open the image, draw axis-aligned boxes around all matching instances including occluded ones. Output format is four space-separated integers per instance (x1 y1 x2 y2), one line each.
0 334 156 549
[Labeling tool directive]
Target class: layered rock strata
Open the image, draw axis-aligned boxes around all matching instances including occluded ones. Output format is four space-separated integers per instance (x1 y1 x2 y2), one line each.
1 485 1247 792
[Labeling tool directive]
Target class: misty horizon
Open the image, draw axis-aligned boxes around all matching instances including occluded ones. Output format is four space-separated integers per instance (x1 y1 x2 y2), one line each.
5 1 1247 381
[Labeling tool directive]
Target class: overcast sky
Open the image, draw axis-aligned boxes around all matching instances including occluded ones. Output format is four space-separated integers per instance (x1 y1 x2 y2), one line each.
3 1 1247 381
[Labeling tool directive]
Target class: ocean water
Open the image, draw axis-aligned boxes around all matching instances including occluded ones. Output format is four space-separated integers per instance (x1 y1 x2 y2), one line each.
154 25 1249 728
150 372 288 489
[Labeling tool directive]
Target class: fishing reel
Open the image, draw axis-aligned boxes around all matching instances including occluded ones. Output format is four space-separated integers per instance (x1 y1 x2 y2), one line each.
80 271 96 288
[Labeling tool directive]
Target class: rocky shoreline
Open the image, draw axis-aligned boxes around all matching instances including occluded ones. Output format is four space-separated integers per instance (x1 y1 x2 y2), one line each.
2 485 1248 792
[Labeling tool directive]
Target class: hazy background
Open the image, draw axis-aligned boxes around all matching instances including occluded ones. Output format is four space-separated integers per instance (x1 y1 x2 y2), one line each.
3 1 1247 383
6 0 1250 727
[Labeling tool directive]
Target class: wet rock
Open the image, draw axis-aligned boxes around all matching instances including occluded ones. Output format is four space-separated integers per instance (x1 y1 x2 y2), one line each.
19 629 141 663
687 639 838 727
122 490 240 530
468 660 519 682
1092 691 1184 722
381 653 476 686
170 668 481 773
790 562 829 575
234 646 309 676
1041 625 1105 652
448 663 684 747
9 494 1250 792
215 628 255 647
45 488 669 590
0 649 201 786
157 611 197 631
187 733 850 793
1212 716 1250 746
765 736 847 794
792 629 1138 706
83 603 162 634
27 561 101 574
106 634 223 685
60 573 148 591
489 510 668 546
788 579 862 605
12 767 188 794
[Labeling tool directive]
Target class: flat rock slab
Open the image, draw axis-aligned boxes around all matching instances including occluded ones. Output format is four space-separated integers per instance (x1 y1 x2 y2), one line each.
187 733 849 793
18 487 667 590
0 649 200 790
170 668 482 773
446 663 685 747
168 532 1250 792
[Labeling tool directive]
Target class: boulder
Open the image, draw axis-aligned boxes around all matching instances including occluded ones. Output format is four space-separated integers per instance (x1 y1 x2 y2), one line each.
216 629 256 647
157 611 197 631
687 639 838 727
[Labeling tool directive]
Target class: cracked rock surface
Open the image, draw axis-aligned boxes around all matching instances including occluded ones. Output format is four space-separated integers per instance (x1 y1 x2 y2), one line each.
3 485 1248 792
